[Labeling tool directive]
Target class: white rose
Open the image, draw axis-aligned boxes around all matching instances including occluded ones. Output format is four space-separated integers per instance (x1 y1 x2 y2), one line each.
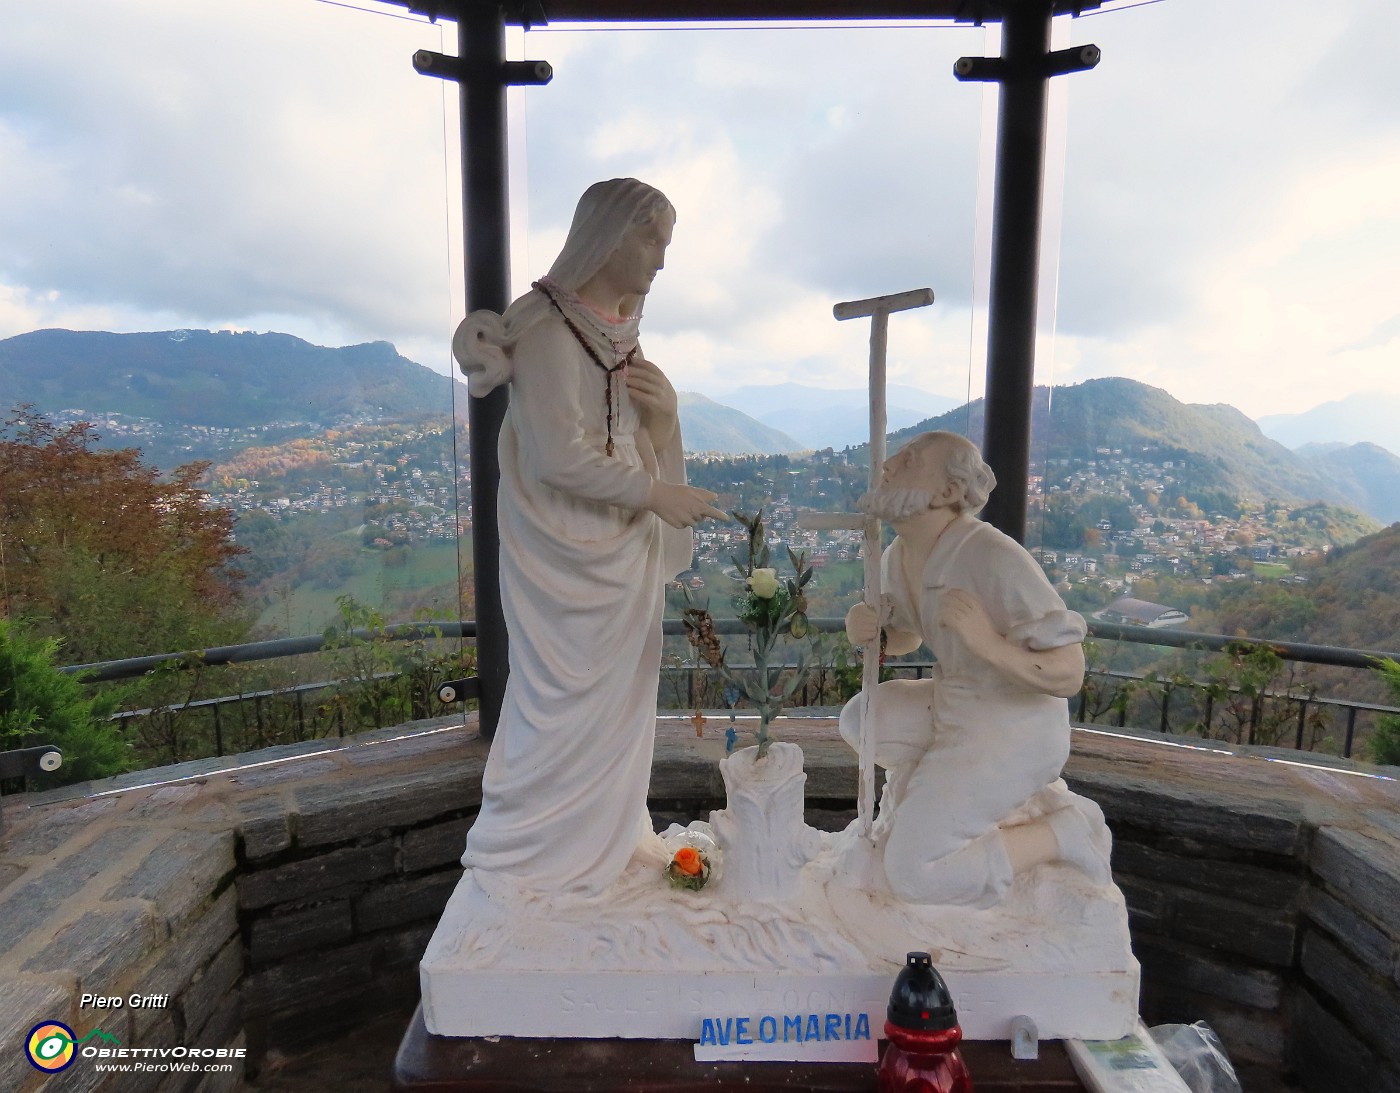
749 568 780 599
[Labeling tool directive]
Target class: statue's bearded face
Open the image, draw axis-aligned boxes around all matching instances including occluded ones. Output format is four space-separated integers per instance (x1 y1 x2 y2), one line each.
880 438 951 497
862 435 971 519
857 486 936 521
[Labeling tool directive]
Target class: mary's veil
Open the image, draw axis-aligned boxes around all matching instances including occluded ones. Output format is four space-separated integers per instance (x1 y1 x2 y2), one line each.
452 178 673 397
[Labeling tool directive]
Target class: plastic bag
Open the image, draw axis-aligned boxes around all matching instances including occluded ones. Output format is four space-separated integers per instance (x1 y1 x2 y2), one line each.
1148 1022 1241 1093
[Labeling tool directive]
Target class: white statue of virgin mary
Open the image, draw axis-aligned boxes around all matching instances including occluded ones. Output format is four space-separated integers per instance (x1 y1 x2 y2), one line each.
453 178 725 897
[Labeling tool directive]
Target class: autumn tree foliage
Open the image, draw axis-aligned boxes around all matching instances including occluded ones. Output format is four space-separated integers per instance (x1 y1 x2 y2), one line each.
0 408 250 663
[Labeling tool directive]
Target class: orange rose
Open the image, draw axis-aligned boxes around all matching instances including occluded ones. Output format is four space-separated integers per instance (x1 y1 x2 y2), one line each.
673 847 703 876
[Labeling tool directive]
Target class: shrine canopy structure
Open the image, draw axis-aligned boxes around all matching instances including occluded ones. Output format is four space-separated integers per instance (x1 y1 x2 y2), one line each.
382 0 1116 734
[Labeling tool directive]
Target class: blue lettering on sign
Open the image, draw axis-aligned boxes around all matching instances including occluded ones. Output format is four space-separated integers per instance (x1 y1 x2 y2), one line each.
698 1012 873 1047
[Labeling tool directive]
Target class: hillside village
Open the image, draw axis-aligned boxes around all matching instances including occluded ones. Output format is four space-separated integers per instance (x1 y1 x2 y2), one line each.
1032 448 1335 588
46 409 472 549
677 447 1358 624
206 426 468 548
41 406 1372 627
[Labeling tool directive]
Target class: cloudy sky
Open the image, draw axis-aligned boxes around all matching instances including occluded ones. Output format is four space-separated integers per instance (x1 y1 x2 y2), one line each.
1 0 1397 421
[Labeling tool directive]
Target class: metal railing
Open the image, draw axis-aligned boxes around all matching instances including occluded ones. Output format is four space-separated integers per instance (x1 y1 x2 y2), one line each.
1073 668 1397 759
47 617 1400 766
59 622 477 682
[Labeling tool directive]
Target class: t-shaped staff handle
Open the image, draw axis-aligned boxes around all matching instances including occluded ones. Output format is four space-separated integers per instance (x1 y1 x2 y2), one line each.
832 287 936 322
832 287 934 840
833 288 936 504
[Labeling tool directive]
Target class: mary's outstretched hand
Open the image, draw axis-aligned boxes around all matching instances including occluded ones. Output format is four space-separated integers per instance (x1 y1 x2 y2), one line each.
644 480 730 529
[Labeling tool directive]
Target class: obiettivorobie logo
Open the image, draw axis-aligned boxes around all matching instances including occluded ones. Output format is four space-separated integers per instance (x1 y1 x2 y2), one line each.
25 1021 121 1072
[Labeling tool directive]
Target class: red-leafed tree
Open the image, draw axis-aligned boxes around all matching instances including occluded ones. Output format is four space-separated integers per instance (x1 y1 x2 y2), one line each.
0 408 250 664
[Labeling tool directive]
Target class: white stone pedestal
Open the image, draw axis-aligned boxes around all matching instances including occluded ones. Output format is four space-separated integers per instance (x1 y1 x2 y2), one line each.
708 743 823 902
420 819 1140 1043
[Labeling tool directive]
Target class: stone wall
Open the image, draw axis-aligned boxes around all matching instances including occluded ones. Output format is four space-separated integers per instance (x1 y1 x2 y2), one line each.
1 797 242 1093
1066 728 1400 1091
1 715 1397 1091
0 720 484 1093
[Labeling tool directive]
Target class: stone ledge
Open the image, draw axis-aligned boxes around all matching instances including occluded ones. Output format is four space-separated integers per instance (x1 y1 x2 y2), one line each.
2 713 1397 1092
237 842 398 911
1310 826 1400 940
103 829 236 935
1290 988 1378 1093
402 818 473 874
249 900 354 965
1111 839 1305 907
1132 935 1283 1010
354 871 460 934
1073 773 1306 856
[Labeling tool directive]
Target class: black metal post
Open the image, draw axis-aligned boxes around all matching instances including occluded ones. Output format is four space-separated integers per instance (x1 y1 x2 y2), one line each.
460 3 512 737
979 2 1054 542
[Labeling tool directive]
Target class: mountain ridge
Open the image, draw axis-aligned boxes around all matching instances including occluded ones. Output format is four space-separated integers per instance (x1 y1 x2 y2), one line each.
0 328 800 461
890 377 1389 519
1294 442 1400 525
0 328 453 428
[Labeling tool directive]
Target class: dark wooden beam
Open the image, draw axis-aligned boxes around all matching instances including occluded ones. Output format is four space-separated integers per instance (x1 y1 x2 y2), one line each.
392 0 1103 26
458 4 512 737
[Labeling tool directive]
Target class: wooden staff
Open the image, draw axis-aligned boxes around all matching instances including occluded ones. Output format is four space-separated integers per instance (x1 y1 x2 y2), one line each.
832 287 935 838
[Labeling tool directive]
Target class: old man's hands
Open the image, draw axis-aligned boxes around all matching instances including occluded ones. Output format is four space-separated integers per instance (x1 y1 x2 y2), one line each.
937 588 1003 663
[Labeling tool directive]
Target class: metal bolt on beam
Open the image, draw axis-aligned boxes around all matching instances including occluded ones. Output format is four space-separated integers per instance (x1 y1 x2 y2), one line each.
954 43 1099 83
412 49 552 85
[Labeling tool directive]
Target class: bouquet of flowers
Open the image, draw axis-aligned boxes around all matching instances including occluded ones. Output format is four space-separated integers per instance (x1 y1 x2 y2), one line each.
681 509 817 760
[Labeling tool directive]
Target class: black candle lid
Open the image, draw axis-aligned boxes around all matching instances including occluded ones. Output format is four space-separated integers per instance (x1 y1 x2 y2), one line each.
887 951 959 1031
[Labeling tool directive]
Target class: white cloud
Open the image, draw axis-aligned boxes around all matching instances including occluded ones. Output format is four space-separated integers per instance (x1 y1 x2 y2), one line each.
0 0 1396 424
0 0 458 354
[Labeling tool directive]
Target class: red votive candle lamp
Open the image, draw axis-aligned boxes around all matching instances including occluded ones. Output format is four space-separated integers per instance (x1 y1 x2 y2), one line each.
878 951 974 1093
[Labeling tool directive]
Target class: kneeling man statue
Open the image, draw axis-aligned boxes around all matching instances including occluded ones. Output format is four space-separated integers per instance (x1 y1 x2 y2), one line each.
842 431 1113 908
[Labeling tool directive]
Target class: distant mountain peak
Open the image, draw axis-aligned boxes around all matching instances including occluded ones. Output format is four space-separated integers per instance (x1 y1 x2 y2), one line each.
1256 390 1400 457
706 381 959 450
676 391 803 455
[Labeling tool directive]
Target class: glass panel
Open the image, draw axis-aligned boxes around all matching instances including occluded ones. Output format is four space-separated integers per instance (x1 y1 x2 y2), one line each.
516 22 989 718
1041 2 1400 757
0 0 470 781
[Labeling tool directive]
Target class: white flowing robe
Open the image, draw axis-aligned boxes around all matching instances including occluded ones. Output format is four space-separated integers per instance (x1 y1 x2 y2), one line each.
460 313 693 896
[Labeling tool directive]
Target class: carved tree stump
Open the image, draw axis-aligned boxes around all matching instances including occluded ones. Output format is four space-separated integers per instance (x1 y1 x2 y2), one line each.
709 742 823 902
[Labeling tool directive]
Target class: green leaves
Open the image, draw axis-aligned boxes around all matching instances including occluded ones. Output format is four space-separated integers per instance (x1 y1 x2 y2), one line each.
1369 658 1400 766
718 510 821 758
0 619 128 786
